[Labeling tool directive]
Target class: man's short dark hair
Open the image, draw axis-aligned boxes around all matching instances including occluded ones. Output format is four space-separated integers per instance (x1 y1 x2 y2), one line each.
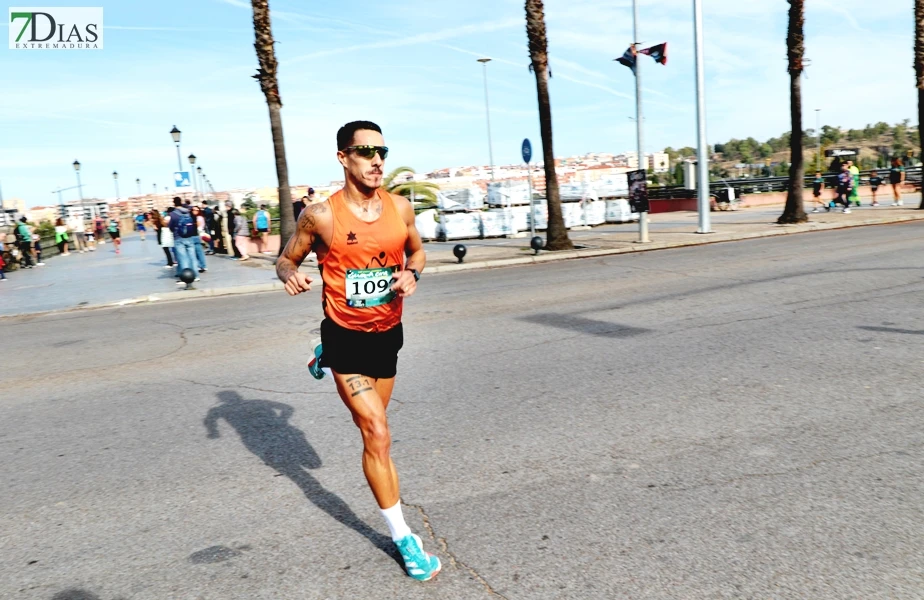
337 120 382 150
260 204 266 209
173 197 182 206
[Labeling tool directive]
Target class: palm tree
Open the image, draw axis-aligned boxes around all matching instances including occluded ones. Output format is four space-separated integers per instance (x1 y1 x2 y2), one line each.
383 166 440 208
916 0 924 209
525 0 573 250
778 0 808 224
250 0 295 251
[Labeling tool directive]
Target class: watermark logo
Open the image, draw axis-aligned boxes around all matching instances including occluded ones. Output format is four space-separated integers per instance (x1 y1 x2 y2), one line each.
9 7 103 50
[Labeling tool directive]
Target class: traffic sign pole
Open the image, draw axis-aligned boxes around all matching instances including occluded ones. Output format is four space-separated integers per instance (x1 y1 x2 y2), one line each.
522 139 536 237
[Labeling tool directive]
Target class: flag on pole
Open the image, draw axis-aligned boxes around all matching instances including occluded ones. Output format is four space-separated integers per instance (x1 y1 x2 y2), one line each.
640 43 668 65
615 46 637 73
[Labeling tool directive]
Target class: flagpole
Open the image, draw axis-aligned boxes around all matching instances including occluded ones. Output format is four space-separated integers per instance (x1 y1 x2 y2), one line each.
693 0 712 233
633 0 649 243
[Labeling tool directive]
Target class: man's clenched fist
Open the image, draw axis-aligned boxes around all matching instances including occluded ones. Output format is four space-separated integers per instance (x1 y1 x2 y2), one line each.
284 272 313 296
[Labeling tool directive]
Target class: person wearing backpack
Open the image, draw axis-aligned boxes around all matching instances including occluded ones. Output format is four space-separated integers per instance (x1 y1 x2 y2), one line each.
253 204 272 255
168 197 200 285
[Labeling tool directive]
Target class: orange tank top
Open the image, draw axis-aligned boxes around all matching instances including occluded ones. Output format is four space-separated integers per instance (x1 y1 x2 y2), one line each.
320 188 408 333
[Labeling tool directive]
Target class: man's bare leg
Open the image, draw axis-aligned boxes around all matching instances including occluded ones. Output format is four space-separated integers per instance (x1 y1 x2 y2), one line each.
332 371 440 580
333 372 399 508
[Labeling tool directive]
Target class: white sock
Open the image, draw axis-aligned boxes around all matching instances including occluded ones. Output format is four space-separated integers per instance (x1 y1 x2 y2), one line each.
380 501 412 542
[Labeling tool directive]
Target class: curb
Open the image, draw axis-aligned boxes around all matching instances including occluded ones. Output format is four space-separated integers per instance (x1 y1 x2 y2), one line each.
4 213 923 318
426 213 924 274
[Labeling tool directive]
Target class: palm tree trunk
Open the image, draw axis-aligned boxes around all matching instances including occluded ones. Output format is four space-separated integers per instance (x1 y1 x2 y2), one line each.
915 0 924 209
526 0 573 250
251 0 295 251
779 0 808 224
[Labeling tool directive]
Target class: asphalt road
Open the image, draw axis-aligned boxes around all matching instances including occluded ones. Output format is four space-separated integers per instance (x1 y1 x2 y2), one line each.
2 222 923 600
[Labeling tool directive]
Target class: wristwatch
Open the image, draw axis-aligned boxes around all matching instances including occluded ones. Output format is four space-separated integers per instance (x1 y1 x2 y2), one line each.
408 268 420 281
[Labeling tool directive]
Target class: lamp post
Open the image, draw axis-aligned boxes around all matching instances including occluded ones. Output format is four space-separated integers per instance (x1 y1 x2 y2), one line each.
73 159 86 219
693 0 711 234
188 153 198 201
136 178 141 196
631 0 649 243
477 58 496 181
197 167 205 201
112 171 120 200
170 125 183 171
815 108 822 172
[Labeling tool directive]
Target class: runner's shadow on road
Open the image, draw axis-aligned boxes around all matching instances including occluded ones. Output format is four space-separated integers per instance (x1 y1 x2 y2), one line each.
203 391 400 563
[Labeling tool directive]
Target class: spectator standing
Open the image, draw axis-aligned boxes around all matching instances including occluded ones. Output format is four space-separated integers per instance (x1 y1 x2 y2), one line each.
307 187 317 204
225 201 242 260
889 158 905 206
15 218 35 268
67 214 87 253
95 216 106 245
0 243 6 281
253 204 271 255
169 197 200 285
54 218 71 256
202 204 216 254
154 209 175 268
210 204 225 254
293 195 307 220
233 209 251 260
868 171 883 207
190 205 208 273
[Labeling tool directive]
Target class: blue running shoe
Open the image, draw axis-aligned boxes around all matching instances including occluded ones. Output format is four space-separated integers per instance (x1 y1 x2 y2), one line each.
306 338 325 380
395 534 441 581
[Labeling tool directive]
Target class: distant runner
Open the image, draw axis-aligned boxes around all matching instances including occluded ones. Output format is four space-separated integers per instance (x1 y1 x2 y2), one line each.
275 121 438 582
108 216 122 254
811 171 827 213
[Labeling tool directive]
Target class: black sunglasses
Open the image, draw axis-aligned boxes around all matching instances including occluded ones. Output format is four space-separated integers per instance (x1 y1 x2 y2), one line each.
344 145 388 160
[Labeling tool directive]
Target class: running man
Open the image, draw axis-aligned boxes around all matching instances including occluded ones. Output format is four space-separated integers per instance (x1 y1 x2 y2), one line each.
108 216 122 254
810 171 827 213
253 204 272 255
835 164 853 213
868 170 883 207
275 121 438 581
889 158 905 206
135 213 147 241
847 160 861 207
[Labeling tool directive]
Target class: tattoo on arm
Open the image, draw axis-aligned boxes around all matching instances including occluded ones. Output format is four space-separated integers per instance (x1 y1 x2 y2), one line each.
276 203 328 283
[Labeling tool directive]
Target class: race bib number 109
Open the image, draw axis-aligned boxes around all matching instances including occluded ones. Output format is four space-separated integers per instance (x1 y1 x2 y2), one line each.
345 266 398 308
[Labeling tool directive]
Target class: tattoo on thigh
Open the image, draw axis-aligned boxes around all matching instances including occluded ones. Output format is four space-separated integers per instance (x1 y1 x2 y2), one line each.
347 376 374 397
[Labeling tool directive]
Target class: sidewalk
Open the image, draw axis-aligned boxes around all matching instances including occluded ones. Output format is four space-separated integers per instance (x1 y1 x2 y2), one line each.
3 197 923 317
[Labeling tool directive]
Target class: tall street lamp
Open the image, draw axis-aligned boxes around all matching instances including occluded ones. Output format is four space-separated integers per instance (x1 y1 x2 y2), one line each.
113 171 120 200
477 58 495 181
815 108 822 171
73 159 86 219
188 153 198 201
197 167 204 201
170 125 183 171
136 178 142 196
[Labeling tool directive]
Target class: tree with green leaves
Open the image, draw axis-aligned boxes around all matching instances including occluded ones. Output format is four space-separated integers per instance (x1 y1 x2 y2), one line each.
250 0 294 253
779 0 808 224
525 0 572 250
382 167 440 208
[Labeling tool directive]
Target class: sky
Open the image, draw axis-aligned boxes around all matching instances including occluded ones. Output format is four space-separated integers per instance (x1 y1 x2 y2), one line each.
0 0 916 208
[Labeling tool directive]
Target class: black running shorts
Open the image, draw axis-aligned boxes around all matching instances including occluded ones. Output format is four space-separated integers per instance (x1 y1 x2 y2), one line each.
320 318 403 379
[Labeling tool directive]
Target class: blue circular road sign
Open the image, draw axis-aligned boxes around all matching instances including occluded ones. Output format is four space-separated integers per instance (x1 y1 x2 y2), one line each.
522 138 532 163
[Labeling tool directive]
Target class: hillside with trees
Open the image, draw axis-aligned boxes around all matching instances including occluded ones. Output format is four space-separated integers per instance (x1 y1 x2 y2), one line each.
656 120 919 185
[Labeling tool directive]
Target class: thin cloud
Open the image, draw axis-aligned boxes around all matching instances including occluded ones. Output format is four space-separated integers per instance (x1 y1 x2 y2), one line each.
283 19 523 66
